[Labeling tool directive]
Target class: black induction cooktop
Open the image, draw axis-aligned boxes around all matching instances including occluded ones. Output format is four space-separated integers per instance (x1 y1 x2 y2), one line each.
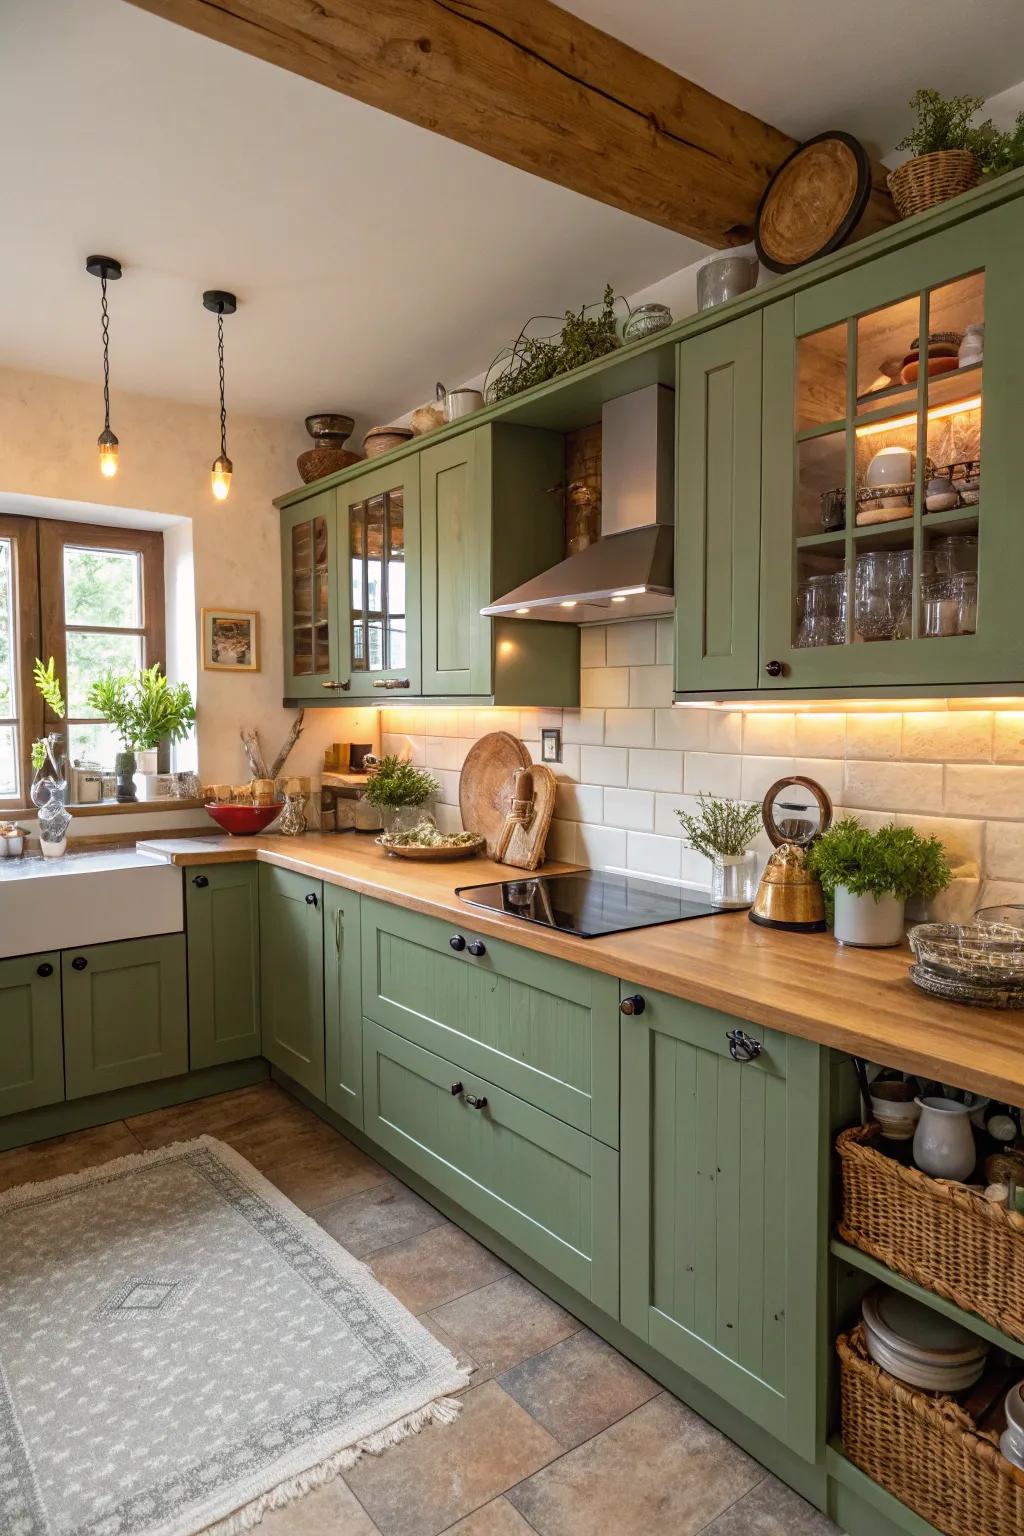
455 870 721 939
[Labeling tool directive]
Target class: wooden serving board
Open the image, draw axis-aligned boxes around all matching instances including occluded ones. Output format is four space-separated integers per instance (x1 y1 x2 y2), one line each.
458 732 532 856
496 764 557 871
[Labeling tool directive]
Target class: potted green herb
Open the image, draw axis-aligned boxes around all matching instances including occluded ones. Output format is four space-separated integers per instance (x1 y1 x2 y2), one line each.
888 89 996 217
675 793 762 909
362 755 440 836
486 285 623 402
806 818 950 947
87 664 196 803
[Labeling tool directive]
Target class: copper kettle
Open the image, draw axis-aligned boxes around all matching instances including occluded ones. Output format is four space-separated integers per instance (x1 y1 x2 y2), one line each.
749 776 831 933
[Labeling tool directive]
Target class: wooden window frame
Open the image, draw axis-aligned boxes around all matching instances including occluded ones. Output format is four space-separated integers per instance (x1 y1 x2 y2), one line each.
0 516 42 808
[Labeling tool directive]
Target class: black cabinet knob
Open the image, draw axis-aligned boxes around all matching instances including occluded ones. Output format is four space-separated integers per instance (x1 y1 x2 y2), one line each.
449 934 466 951
450 1081 464 1097
620 994 646 1016
305 892 319 907
727 1027 762 1063
71 956 88 972
765 659 784 678
465 1093 488 1111
192 874 209 888
467 940 487 957
36 962 53 978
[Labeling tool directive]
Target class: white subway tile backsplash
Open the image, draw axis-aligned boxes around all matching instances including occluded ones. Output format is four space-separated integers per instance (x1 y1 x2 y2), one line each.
978 879 1024 911
994 714 1024 763
654 792 700 839
580 745 629 787
794 758 845 803
425 737 464 771
984 821 1024 881
845 714 902 760
794 713 846 759
603 787 655 831
680 846 713 888
579 626 607 669
581 668 630 708
555 782 604 823
900 711 993 763
607 620 657 667
741 755 796 801
546 818 577 862
656 618 674 666
433 802 464 835
575 822 627 870
742 713 795 757
708 712 743 753
604 709 655 748
627 831 682 880
432 768 461 805
628 749 684 793
562 709 605 745
946 764 1024 818
895 814 984 867
684 752 743 798
656 708 709 751
844 759 944 814
629 665 673 707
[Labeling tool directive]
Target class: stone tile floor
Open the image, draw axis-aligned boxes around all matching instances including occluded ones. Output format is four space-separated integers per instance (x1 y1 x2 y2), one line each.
0 1081 840 1536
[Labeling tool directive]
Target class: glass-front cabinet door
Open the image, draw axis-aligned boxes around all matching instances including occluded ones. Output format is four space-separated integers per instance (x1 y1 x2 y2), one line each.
761 200 1024 689
338 462 421 698
282 489 340 700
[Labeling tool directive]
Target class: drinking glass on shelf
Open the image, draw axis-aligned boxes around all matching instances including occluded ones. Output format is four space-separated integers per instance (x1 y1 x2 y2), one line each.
796 571 847 647
855 550 913 641
952 570 977 634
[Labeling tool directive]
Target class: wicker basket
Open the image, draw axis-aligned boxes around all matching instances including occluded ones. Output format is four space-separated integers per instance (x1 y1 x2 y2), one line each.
836 1124 1024 1342
888 150 982 218
838 1326 1024 1536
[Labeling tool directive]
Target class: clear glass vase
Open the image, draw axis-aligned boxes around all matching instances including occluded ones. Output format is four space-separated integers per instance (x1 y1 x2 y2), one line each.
710 851 759 909
30 734 65 809
384 804 429 838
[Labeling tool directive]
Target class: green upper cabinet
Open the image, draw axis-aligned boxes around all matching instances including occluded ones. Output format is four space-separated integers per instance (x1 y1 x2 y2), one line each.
281 488 341 700
674 313 764 694
420 430 491 695
258 864 326 1099
186 863 260 1069
0 952 64 1117
323 884 363 1127
338 458 423 699
62 935 189 1101
619 985 828 1462
759 198 1024 692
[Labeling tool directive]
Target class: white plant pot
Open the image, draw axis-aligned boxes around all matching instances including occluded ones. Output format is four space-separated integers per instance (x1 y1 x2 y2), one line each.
136 748 159 775
833 886 905 947
40 837 67 859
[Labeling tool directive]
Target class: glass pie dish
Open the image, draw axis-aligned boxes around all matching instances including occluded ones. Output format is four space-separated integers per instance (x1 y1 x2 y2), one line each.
908 922 1024 986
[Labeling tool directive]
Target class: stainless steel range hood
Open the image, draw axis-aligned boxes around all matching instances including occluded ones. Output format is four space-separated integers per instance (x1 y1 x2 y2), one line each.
480 383 675 624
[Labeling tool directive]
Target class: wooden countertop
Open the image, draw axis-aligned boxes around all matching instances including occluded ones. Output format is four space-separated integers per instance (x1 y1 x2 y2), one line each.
138 832 1024 1108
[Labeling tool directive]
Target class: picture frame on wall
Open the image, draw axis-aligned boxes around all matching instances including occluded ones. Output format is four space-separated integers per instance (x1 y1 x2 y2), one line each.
202 608 260 672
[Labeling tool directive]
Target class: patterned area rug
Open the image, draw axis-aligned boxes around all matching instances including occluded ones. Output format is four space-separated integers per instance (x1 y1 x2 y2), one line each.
0 1135 469 1536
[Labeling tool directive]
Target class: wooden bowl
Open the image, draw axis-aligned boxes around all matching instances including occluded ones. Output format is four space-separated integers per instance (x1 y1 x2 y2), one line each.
362 426 414 459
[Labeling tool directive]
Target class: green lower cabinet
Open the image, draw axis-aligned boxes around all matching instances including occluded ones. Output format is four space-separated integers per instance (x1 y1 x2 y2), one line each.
360 897 618 1143
258 864 325 1099
363 1019 619 1313
324 884 363 1126
620 984 828 1462
0 951 64 1115
186 864 260 1068
62 934 188 1100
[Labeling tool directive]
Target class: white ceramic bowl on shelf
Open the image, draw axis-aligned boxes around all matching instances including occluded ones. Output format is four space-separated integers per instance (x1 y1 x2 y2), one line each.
866 445 914 490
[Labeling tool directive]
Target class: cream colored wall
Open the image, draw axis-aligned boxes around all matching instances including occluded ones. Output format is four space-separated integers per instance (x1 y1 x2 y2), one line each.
0 365 351 784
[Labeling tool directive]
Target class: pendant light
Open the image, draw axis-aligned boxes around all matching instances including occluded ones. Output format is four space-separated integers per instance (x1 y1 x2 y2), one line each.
203 289 236 501
86 255 122 478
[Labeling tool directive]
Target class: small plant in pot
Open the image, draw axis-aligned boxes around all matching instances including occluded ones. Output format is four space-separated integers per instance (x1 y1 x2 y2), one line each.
675 793 762 909
806 818 950 947
888 89 1003 217
87 664 196 803
362 755 439 836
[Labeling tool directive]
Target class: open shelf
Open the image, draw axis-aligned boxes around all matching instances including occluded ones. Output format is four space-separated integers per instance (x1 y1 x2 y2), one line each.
830 1238 1024 1361
826 1440 945 1536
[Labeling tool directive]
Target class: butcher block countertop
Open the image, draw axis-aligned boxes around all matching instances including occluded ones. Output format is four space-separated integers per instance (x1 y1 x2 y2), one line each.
138 832 1024 1108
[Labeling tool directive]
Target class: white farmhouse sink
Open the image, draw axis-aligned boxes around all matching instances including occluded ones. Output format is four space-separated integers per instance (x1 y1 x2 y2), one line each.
0 850 183 960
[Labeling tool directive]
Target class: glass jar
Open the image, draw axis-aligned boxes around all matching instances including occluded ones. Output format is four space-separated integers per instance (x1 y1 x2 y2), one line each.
951 570 977 634
920 573 959 638
710 851 759 910
30 733 65 809
622 303 673 342
796 571 847 647
697 251 759 311
277 792 307 837
929 533 978 576
855 550 913 641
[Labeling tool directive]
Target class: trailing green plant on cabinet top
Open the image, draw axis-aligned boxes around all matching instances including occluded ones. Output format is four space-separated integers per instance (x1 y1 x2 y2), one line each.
280 422 579 707
675 195 1024 700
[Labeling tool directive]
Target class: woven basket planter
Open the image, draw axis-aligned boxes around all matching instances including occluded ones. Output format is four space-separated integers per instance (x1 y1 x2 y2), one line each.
836 1124 1024 1342
838 1326 1024 1536
888 150 982 218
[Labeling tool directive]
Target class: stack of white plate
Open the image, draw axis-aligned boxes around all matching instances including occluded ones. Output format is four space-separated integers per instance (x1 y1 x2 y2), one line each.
862 1287 989 1393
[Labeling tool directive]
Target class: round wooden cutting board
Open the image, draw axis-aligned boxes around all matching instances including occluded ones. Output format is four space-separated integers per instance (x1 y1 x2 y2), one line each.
459 731 532 856
755 131 872 273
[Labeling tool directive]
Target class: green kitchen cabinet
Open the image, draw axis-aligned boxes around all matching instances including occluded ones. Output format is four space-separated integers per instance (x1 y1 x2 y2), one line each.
337 458 423 699
759 198 1024 692
62 935 189 1100
258 864 325 1098
281 488 341 700
186 863 260 1069
360 896 619 1143
674 312 764 694
323 884 362 1127
420 429 491 695
363 1019 619 1313
620 984 829 1462
0 951 64 1116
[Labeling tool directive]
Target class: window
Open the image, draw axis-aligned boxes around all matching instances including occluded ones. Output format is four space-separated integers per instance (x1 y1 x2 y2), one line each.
0 517 164 808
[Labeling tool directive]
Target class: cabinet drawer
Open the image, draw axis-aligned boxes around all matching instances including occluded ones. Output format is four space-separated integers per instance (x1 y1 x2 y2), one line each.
364 1019 618 1314
361 897 618 1144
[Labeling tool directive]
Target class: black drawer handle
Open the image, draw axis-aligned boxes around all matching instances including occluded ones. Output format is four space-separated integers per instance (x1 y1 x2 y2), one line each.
727 1028 762 1063
192 874 209 888
465 1093 488 1111
467 940 486 957
620 994 646 1016
765 659 784 678
71 956 88 972
450 1081 464 1097
305 892 319 907
449 934 466 951
37 962 54 978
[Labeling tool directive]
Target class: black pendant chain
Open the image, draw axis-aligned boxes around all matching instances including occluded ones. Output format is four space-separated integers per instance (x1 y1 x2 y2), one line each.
100 274 112 432
217 311 228 459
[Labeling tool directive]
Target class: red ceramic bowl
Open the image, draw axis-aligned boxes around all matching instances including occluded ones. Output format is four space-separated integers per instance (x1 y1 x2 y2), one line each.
205 802 281 836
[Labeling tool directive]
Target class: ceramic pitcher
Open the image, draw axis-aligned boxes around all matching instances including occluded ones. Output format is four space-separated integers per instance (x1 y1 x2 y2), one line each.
913 1096 976 1182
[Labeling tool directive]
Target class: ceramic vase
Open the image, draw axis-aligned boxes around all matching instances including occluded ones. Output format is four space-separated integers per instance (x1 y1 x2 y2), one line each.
833 886 905 947
115 750 138 804
913 1096 976 1181
710 851 759 910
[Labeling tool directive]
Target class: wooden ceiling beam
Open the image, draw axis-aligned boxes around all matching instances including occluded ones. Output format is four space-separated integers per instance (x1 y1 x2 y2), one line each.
124 0 895 247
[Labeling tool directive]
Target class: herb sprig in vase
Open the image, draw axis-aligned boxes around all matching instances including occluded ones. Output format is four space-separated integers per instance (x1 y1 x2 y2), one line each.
675 793 763 909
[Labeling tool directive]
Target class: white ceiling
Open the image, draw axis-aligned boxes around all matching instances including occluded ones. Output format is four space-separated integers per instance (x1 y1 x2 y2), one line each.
563 0 1024 156
0 0 700 430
